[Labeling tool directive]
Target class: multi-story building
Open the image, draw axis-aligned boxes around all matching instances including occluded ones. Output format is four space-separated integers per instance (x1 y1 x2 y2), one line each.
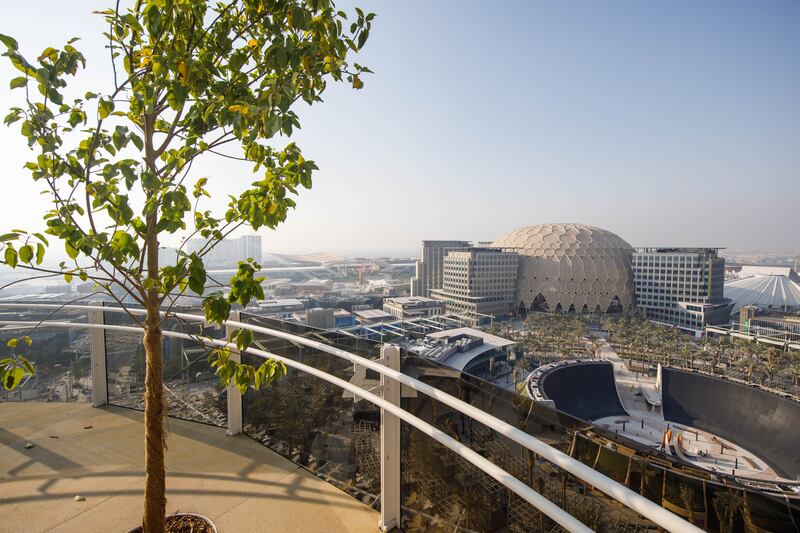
186 235 263 268
410 240 471 297
633 247 732 335
158 246 178 267
382 296 445 319
431 248 519 325
739 306 800 342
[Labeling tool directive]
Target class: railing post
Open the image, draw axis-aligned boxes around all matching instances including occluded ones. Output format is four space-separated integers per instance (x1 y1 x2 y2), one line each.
88 301 107 407
226 311 243 436
379 344 401 532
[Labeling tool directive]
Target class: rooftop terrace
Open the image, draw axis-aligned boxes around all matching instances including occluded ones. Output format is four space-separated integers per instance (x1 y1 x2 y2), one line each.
0 403 378 533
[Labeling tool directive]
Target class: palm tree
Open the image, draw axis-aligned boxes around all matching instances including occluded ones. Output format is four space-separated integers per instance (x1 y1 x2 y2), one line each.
679 483 698 525
788 352 800 391
712 489 744 533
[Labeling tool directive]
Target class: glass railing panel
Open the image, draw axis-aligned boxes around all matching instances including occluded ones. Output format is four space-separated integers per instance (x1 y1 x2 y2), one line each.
0 301 91 403
104 305 227 427
239 312 382 508
398 354 660 532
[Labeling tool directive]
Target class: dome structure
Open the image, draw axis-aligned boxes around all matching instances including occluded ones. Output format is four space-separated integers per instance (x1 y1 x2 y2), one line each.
491 223 634 314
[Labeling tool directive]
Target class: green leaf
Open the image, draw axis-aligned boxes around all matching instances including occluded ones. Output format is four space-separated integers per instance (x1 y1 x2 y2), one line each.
35 243 45 264
17 355 35 375
65 242 78 259
4 246 18 268
9 76 27 89
7 338 18 349
18 244 33 263
98 98 114 119
3 366 24 391
64 273 73 283
0 34 18 51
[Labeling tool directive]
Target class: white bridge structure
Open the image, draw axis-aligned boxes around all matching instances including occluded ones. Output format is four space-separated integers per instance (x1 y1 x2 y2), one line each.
0 302 701 532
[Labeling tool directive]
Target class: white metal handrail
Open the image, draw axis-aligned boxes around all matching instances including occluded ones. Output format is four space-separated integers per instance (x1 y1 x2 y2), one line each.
0 302 701 532
0 318 589 532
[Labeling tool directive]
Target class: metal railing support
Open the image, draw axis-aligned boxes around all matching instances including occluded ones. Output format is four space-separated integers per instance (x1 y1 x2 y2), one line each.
88 301 107 407
379 345 401 532
225 311 243 436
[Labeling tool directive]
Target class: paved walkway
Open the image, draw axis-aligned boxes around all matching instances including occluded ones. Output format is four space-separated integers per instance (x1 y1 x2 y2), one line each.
0 403 379 532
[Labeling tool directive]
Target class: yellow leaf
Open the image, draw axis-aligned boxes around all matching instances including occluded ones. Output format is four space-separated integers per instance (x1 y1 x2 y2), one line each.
352 76 364 90
228 105 250 117
139 47 152 68
247 38 258 49
178 61 188 86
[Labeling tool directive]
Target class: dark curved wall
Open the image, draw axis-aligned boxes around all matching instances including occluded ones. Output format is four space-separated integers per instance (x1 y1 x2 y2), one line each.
540 363 628 422
662 368 800 479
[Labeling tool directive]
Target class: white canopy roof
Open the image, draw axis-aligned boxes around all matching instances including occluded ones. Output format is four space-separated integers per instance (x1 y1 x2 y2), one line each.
725 268 800 314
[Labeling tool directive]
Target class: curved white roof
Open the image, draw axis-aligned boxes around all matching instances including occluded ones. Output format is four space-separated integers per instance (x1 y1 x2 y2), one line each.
725 269 800 314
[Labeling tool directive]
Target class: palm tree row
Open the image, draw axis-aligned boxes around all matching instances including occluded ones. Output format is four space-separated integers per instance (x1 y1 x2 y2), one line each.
603 317 800 395
489 313 599 383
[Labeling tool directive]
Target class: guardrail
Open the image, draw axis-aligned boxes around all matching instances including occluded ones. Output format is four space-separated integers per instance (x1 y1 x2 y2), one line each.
0 302 701 533
706 324 800 351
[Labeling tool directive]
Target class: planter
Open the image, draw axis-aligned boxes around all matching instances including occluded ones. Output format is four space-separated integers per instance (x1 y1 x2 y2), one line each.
128 513 217 533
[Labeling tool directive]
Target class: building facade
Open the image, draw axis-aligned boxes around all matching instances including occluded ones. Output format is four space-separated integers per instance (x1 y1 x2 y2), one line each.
410 240 471 297
633 247 732 334
186 235 263 268
382 296 445 319
431 248 519 325
739 306 800 342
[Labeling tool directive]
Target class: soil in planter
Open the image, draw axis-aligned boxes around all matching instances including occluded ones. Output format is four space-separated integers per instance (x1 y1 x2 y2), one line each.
129 514 215 533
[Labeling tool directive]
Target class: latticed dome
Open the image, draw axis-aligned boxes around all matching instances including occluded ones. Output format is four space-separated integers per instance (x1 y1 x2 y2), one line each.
492 223 634 314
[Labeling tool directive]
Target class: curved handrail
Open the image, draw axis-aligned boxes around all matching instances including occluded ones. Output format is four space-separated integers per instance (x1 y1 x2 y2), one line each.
0 303 701 532
0 318 589 532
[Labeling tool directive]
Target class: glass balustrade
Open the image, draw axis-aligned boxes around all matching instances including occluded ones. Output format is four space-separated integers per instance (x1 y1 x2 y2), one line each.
2 302 799 532
0 304 91 403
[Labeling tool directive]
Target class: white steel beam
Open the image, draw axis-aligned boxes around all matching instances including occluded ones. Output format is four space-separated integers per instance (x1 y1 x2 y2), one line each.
379 345 401 531
88 301 107 407
225 311 243 436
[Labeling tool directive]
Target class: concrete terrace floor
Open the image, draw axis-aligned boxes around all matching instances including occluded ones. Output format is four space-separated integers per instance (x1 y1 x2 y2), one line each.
0 403 379 532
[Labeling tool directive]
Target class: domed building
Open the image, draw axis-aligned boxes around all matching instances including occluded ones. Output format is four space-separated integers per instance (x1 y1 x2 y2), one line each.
491 223 634 315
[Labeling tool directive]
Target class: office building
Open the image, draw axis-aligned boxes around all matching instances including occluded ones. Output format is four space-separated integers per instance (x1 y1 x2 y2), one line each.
633 247 732 334
431 248 519 325
410 240 471 297
186 235 263 268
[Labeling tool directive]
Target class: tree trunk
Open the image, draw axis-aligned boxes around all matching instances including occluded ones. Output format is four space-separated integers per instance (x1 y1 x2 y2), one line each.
142 315 166 532
141 112 166 533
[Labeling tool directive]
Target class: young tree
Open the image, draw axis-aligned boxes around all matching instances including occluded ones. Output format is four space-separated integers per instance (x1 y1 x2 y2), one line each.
0 1 374 530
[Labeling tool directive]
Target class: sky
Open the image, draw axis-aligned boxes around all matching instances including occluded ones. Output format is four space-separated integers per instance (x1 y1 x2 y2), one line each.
0 1 798 258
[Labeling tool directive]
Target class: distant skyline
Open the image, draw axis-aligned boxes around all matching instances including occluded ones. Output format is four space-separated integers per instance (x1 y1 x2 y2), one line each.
0 1 798 258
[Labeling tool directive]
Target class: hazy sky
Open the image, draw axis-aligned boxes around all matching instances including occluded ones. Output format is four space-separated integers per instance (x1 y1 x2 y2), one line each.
0 1 798 258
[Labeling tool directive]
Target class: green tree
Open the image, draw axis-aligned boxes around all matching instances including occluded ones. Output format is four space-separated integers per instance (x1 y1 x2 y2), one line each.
0 335 34 391
0 1 373 530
